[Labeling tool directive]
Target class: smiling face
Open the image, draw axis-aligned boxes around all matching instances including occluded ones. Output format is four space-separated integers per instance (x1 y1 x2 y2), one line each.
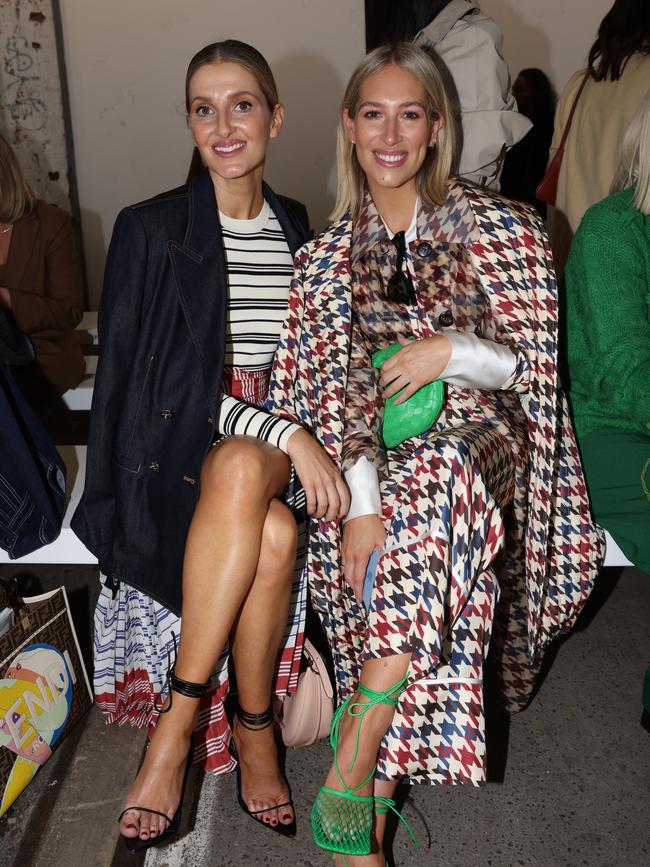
343 63 441 200
187 61 283 186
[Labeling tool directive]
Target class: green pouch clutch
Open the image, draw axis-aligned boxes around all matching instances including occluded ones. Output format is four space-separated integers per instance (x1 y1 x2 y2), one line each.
372 341 444 448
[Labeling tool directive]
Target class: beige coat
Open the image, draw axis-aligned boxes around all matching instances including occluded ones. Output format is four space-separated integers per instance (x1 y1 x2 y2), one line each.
548 54 650 274
416 0 530 189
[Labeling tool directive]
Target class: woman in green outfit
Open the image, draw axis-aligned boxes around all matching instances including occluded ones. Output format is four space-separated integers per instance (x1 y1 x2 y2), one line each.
565 93 650 725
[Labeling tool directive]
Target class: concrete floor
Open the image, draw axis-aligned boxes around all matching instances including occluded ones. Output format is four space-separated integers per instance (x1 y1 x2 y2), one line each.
1 565 648 867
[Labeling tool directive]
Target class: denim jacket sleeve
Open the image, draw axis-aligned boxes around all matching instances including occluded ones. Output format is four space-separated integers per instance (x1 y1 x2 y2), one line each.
71 207 147 549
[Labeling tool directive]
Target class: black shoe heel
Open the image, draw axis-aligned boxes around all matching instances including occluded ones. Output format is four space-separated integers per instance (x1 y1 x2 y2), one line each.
229 705 297 838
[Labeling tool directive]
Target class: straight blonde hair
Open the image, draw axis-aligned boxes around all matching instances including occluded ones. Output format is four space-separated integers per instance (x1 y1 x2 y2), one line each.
331 42 456 221
612 92 650 215
0 134 35 223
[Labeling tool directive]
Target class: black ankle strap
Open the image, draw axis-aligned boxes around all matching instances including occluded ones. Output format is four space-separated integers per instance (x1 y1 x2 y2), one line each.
236 705 273 730
158 665 211 714
154 632 211 715
169 670 211 699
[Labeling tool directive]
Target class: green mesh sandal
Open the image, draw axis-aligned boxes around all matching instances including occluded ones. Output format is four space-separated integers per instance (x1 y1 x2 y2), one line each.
311 674 417 859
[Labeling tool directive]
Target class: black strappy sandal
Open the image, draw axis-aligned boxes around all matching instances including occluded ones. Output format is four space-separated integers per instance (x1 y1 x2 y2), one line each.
117 668 210 853
229 704 296 838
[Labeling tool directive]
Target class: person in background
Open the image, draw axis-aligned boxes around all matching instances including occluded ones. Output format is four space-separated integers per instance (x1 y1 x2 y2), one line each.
548 0 650 274
565 93 650 731
0 133 84 415
500 68 555 217
410 0 531 189
268 42 601 866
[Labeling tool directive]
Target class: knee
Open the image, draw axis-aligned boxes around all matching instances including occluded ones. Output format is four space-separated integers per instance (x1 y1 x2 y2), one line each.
201 437 271 497
259 501 297 582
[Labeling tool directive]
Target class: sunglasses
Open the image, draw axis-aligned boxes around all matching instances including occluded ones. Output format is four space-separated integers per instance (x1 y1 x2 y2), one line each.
386 231 417 305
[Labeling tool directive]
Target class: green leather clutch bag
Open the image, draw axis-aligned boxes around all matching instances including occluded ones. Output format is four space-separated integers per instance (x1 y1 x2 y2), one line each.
372 341 445 448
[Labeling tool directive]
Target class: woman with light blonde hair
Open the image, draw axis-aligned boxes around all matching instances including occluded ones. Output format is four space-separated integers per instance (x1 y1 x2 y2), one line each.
612 91 650 213
0 133 84 408
565 92 650 733
268 41 601 864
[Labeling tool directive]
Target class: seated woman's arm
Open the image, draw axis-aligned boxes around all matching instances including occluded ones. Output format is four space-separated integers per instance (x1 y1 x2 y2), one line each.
341 311 388 598
1 207 83 333
379 325 529 406
439 330 527 390
218 394 300 452
263 249 350 521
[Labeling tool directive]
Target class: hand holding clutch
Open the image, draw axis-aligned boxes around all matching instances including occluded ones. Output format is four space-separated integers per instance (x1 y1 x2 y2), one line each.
372 340 444 448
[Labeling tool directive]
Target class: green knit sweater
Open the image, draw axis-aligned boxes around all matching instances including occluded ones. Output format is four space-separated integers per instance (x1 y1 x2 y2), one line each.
566 186 650 441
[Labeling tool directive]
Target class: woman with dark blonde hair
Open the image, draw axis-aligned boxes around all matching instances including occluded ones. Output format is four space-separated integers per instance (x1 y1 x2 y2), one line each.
0 134 84 410
73 39 348 851
548 0 650 273
268 42 601 864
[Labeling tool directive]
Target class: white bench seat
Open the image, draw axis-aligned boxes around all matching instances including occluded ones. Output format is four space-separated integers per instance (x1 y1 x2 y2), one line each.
61 313 98 411
0 438 634 569
602 533 633 568
62 374 95 411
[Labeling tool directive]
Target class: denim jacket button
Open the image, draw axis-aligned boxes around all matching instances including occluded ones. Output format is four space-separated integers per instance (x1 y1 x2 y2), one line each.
160 409 175 420
149 461 160 472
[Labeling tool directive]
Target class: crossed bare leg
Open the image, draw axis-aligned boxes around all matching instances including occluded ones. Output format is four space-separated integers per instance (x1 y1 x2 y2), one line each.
119 437 297 845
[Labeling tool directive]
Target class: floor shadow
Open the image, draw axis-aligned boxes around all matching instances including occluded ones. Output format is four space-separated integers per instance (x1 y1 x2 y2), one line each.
573 566 625 631
484 649 512 784
524 567 625 704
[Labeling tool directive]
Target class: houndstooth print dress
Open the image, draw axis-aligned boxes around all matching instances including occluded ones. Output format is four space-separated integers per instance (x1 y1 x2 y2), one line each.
267 181 604 786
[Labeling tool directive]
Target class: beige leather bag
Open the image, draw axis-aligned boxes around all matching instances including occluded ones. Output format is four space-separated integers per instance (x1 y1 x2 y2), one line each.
279 638 334 748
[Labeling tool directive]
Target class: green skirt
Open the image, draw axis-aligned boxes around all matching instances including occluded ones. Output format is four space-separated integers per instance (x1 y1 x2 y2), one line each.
579 427 650 575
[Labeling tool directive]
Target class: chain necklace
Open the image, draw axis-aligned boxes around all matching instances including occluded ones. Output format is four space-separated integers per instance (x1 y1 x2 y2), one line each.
0 224 13 235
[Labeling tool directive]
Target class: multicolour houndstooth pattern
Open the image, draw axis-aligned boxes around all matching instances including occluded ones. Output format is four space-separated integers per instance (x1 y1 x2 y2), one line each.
267 181 603 783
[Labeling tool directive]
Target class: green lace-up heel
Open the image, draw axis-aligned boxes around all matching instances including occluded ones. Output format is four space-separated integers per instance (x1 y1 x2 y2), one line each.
311 674 418 859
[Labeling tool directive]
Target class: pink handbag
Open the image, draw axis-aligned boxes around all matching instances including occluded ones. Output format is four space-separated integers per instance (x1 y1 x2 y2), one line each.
278 639 334 748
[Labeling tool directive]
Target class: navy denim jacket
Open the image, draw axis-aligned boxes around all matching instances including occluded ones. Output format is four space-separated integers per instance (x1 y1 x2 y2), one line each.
71 169 309 613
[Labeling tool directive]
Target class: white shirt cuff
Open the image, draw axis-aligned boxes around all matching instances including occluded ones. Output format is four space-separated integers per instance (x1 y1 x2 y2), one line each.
343 456 382 523
440 330 517 390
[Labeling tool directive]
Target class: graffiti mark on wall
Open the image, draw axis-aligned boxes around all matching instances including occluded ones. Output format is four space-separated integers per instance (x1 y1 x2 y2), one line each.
0 0 71 210
4 35 47 131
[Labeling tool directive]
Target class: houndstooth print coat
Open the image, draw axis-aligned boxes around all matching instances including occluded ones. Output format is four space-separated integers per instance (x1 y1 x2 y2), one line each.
267 180 603 714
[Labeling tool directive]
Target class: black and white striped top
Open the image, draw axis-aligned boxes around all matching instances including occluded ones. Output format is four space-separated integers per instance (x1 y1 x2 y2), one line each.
216 200 300 452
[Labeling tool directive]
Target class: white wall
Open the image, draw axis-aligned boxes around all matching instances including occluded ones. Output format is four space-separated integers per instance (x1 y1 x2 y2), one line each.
59 0 365 306
480 0 613 94
60 0 616 306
